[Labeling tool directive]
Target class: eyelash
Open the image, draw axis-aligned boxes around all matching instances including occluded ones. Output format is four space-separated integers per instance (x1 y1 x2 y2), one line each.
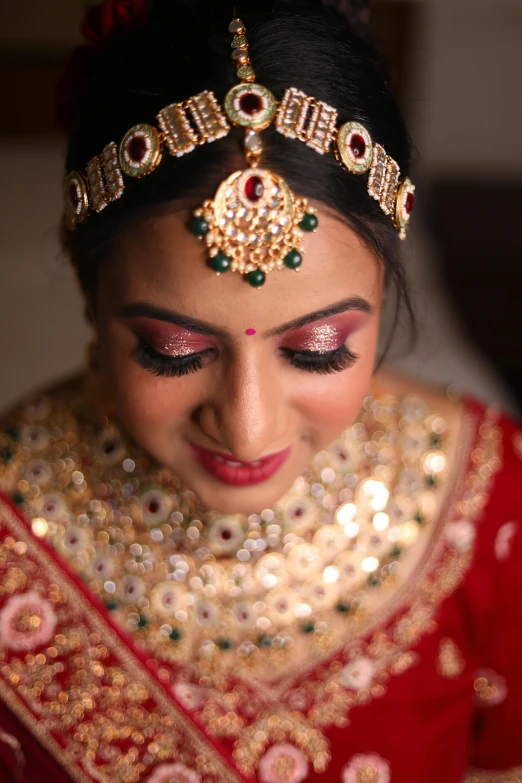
280 345 359 374
135 340 212 377
135 340 359 378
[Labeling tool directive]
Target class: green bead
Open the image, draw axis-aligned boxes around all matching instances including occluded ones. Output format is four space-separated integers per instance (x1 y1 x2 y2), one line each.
302 622 315 634
414 512 424 525
427 475 436 487
218 638 232 650
5 426 19 441
335 602 350 614
368 575 379 587
284 249 302 269
11 491 25 506
299 212 318 232
210 252 231 273
246 269 266 287
105 600 119 611
189 215 209 237
430 434 441 447
169 629 182 642
259 634 272 647
1 447 13 463
137 615 148 628
391 545 402 558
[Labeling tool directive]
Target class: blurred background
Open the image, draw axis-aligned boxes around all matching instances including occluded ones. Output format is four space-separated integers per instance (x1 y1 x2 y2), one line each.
0 0 521 415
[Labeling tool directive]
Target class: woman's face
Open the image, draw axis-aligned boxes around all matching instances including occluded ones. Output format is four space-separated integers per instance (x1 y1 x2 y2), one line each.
95 204 384 514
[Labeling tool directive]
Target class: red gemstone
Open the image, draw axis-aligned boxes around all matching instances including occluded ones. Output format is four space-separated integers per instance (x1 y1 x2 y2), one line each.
69 182 80 210
350 133 366 158
245 175 264 202
128 135 148 163
239 92 263 115
405 191 415 214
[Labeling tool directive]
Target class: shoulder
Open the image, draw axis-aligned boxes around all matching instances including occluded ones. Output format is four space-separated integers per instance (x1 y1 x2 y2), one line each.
374 368 522 534
0 376 86 496
468 398 522 563
373 369 465 435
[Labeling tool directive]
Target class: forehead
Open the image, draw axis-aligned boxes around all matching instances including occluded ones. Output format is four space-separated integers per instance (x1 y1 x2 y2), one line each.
99 205 383 326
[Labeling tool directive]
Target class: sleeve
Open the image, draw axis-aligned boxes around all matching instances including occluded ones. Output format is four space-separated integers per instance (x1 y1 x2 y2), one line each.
468 415 522 779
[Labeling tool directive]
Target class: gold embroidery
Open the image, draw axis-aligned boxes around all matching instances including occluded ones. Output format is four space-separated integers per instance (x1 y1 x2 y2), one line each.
437 638 465 679
465 769 522 783
513 432 522 462
0 502 242 783
473 668 507 706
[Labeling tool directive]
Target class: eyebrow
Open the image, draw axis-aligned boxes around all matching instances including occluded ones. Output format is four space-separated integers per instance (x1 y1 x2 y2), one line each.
120 296 372 339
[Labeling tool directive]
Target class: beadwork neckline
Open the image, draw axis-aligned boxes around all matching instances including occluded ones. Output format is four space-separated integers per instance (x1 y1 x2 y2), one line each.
1 379 458 682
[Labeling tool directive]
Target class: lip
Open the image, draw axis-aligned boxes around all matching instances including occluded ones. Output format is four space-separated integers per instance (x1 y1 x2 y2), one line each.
189 443 291 487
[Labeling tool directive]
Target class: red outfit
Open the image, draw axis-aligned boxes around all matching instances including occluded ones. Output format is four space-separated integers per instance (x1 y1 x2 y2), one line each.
0 396 521 783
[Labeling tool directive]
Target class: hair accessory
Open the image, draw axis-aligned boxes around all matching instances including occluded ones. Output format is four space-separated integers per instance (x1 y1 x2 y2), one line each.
119 124 162 178
64 16 415 270
188 19 318 288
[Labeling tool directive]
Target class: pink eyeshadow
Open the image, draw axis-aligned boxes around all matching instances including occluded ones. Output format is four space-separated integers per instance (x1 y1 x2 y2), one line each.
280 313 364 353
128 317 214 357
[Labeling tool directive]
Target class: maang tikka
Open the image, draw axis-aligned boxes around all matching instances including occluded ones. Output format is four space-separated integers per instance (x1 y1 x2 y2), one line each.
188 18 319 288
64 19 415 277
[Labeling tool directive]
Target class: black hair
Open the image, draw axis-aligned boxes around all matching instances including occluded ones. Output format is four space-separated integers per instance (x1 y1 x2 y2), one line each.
64 0 414 334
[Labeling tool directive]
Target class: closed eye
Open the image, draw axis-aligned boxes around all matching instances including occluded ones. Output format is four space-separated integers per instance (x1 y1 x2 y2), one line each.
281 345 359 374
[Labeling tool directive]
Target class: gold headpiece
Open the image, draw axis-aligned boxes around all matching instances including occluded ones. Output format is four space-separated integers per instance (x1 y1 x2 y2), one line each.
65 17 415 288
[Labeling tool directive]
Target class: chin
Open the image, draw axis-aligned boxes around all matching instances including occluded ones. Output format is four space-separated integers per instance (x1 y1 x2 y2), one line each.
176 469 298 515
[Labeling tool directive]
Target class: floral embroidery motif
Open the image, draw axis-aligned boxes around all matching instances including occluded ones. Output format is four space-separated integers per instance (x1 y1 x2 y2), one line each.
342 753 391 783
0 590 56 651
341 657 376 690
444 520 476 553
495 522 517 561
437 638 465 679
173 682 205 711
258 743 308 783
473 668 508 706
147 762 201 783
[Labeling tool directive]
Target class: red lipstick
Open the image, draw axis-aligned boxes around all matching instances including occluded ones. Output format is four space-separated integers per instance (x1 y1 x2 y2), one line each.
189 443 291 487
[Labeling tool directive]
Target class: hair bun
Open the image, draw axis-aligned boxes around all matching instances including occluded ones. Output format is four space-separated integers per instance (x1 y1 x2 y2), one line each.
320 0 371 28
81 0 148 48
56 0 148 132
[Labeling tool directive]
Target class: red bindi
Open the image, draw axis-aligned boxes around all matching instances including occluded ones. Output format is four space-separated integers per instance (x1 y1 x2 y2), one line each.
245 328 256 335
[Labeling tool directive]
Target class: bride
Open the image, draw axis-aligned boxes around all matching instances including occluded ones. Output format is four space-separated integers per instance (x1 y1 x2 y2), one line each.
0 1 520 781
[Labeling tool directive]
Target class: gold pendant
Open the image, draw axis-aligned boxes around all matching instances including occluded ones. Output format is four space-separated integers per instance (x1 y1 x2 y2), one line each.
190 166 317 288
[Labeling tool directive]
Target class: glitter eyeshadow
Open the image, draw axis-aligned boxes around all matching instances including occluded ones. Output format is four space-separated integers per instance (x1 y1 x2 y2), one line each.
128 318 215 357
154 334 199 356
303 323 339 352
279 313 365 354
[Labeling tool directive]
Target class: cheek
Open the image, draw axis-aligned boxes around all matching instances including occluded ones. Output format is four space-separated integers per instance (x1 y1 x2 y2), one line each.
98 322 197 447
290 319 379 433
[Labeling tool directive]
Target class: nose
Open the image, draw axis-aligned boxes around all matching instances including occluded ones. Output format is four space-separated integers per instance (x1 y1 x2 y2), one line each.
196 352 288 461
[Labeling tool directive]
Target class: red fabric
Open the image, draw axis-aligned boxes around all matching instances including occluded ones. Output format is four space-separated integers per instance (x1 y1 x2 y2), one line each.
0 399 521 782
56 0 148 131
319 400 522 782
81 0 148 47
